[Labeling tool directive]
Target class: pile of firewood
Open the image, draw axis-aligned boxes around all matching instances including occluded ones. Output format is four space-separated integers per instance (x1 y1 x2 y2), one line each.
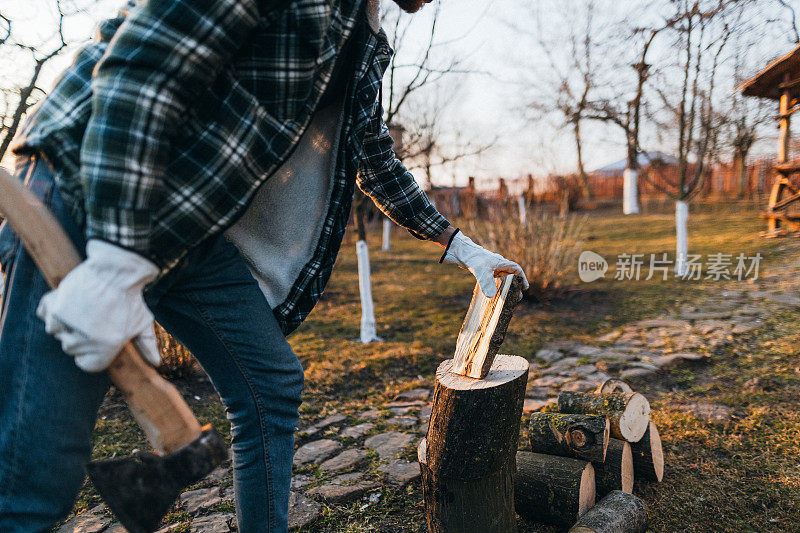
515 378 664 533
418 278 664 532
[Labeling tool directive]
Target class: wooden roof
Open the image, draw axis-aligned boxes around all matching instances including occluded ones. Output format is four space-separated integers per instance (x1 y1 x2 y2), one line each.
741 44 800 99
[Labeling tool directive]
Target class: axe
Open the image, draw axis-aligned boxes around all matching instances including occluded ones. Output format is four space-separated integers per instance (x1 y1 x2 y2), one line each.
0 167 228 533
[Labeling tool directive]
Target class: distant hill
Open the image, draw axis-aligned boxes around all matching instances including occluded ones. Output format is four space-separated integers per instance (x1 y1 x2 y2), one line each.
592 151 678 175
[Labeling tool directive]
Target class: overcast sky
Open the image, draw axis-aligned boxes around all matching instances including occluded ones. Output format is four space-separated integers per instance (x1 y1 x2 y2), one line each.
3 0 799 190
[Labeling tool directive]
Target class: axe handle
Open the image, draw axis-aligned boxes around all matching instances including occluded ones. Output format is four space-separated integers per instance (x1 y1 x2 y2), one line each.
0 167 201 454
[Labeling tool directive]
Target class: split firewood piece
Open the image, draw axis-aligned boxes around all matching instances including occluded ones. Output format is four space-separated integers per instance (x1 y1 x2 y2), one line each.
451 274 525 379
528 413 610 463
418 438 516 533
591 438 633 497
569 490 648 533
515 451 595 527
595 378 633 394
630 421 664 485
558 391 650 442
427 354 529 479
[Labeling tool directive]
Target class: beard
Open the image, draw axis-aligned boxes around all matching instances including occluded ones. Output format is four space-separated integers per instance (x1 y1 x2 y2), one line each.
391 0 428 13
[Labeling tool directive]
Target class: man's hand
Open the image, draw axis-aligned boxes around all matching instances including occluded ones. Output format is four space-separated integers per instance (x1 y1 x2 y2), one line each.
440 230 529 298
35 239 161 372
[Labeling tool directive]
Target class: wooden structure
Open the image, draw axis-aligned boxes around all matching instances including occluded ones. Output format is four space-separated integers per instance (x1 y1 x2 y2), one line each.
742 45 800 235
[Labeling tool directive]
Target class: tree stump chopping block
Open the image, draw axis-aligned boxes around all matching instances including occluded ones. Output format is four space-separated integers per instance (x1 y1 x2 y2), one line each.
558 391 650 442
419 439 516 533
421 354 529 533
426 354 529 479
631 421 664 485
568 490 648 533
591 438 633 497
529 413 610 463
514 451 595 527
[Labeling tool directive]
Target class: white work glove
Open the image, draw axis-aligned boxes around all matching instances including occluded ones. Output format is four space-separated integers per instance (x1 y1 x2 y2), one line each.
36 239 161 373
441 230 530 298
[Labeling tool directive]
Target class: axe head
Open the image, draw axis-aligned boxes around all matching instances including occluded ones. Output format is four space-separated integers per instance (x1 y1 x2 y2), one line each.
86 427 228 533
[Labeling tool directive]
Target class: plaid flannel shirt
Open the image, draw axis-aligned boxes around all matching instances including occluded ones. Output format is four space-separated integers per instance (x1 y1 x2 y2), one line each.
12 0 450 334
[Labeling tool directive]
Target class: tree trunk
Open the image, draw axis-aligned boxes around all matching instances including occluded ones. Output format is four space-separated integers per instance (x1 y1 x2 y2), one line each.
735 150 749 199
574 120 593 201
591 438 633 497
675 200 689 277
382 217 391 251
514 451 595 526
427 355 529 479
630 421 664 485
355 240 382 344
528 413 610 463
517 195 527 227
622 168 640 215
419 439 516 533
421 354 528 532
558 391 650 442
568 490 648 533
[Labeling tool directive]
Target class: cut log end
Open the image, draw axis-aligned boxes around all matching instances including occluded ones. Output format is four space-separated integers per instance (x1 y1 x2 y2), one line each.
621 441 634 493
558 391 650 443
596 378 633 394
631 421 664 483
437 354 529 391
579 462 596 517
650 423 665 482
619 393 651 442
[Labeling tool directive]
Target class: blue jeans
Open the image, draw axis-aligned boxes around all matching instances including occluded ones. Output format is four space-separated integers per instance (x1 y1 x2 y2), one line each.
0 157 304 532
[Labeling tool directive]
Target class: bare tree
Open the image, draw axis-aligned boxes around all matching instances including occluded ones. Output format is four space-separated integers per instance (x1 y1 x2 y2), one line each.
519 0 606 201
650 0 744 275
777 0 800 43
584 7 683 214
0 1 80 160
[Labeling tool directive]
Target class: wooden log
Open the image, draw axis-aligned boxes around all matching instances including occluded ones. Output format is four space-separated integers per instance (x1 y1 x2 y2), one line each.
558 391 650 442
418 439 516 533
630 421 664 484
528 413 610 463
595 379 633 394
569 490 648 533
452 274 525 378
427 354 529 479
591 438 633 497
514 451 595 526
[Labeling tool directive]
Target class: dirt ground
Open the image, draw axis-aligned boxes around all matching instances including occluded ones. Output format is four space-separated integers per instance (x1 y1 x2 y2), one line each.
64 203 800 532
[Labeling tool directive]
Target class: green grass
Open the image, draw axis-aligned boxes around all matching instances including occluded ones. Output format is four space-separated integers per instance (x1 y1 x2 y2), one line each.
72 203 800 531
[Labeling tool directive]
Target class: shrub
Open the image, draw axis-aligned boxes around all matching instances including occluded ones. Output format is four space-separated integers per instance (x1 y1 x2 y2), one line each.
154 323 198 378
463 206 585 300
552 174 583 214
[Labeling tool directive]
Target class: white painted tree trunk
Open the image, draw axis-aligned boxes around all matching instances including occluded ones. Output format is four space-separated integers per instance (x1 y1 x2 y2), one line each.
382 218 391 251
623 168 640 215
356 240 383 343
517 195 527 227
675 200 689 277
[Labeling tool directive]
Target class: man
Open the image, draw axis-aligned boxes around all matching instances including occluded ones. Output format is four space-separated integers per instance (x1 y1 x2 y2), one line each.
0 0 528 530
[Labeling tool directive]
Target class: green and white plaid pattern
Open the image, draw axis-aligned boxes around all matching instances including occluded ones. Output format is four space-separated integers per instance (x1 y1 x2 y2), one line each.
13 0 449 334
